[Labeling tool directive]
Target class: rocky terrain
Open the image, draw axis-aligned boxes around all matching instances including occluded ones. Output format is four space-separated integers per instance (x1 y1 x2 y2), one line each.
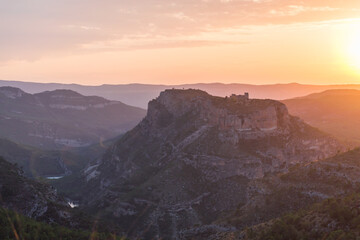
0 157 77 226
233 194 360 240
221 148 360 240
0 86 146 149
82 89 344 239
0 157 128 239
217 148 360 230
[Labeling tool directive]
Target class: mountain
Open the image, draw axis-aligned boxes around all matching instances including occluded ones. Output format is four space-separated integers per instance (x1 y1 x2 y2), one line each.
3 80 360 108
0 87 146 149
81 89 343 239
282 89 360 146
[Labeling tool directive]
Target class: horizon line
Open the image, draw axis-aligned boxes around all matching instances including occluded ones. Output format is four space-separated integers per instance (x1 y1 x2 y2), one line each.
2 79 360 87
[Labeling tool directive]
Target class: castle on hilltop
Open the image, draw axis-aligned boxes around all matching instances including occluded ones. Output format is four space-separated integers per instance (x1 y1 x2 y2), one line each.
229 92 249 101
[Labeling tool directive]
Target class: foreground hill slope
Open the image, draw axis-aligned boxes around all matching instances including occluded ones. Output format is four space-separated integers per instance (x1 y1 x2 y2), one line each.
234 148 360 240
236 193 360 240
220 148 360 230
282 89 360 146
0 157 127 239
83 89 343 239
0 87 146 149
0 157 76 226
0 207 123 240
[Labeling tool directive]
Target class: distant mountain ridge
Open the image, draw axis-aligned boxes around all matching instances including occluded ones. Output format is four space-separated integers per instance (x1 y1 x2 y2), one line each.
3 80 360 108
282 89 360 146
0 86 146 149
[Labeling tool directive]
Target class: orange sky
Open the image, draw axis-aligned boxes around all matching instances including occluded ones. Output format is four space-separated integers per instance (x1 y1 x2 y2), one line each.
1 1 360 85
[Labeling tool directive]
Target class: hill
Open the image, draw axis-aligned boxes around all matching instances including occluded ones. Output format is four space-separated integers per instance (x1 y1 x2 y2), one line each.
0 87 146 149
282 89 360 146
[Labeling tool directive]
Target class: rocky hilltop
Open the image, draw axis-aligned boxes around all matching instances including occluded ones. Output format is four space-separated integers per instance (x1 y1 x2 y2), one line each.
0 87 146 149
83 89 343 239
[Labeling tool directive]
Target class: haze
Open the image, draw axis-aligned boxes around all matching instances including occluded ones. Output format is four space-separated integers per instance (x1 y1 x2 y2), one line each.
2 0 360 85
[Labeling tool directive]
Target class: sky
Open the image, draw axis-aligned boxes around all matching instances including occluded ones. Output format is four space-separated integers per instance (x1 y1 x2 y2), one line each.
1 0 360 85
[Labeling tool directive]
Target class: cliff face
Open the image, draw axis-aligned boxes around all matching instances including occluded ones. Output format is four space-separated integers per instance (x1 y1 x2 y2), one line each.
149 90 288 136
83 89 343 239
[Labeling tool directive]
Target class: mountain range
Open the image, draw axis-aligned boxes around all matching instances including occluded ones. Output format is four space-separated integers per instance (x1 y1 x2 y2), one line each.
3 85 360 239
0 86 145 149
4 80 360 109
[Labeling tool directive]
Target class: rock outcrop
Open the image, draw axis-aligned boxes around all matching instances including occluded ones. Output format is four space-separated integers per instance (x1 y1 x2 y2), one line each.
83 89 343 239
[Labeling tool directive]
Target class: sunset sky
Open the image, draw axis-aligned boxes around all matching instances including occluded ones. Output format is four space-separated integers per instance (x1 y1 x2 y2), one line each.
1 0 360 85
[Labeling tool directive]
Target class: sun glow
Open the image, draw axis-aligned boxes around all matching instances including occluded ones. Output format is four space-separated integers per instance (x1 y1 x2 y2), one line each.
347 28 360 71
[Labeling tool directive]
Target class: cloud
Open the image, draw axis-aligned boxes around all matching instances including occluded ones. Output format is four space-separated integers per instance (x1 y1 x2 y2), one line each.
269 5 339 17
80 38 248 51
1 0 360 61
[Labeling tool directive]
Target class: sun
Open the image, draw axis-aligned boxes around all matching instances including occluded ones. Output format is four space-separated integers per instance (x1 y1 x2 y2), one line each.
347 28 360 71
